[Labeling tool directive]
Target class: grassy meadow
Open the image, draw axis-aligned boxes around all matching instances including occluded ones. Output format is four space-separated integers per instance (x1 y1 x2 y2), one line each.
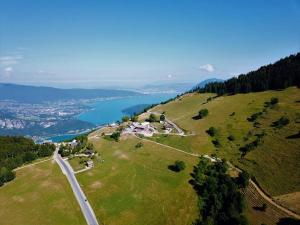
0 160 85 225
153 87 300 197
77 134 199 225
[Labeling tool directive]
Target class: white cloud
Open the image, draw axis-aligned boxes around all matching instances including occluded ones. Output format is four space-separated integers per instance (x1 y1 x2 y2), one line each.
1 67 13 78
0 55 23 65
167 74 172 79
199 64 215 73
4 67 13 72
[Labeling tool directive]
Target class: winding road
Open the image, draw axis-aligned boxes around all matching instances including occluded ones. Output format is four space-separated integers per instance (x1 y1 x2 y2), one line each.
54 147 99 225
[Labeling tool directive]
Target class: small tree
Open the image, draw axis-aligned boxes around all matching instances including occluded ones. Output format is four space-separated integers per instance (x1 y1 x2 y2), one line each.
131 115 138 122
110 132 121 142
206 127 217 136
270 97 279 105
198 109 209 119
135 142 143 148
149 113 159 122
169 160 186 172
122 116 130 122
160 114 166 121
228 134 235 141
236 171 250 188
261 203 267 212
272 116 290 128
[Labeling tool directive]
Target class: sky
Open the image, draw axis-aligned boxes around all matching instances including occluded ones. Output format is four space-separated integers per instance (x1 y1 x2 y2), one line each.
0 0 300 88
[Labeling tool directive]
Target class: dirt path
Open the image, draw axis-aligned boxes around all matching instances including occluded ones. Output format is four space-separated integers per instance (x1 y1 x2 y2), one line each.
14 157 52 171
139 134 300 220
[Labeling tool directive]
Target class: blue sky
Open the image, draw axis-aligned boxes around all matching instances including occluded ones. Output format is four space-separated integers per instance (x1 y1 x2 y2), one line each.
0 0 299 88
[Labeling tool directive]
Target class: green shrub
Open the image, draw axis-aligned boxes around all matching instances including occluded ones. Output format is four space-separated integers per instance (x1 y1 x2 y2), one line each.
122 116 130 122
198 109 209 118
110 132 121 142
135 142 143 148
247 112 262 122
272 116 290 128
148 113 159 122
228 134 235 141
168 160 186 172
206 127 217 137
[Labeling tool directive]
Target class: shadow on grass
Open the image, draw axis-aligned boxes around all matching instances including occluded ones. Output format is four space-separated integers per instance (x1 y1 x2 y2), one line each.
277 218 300 225
192 115 201 120
167 165 181 172
286 131 300 139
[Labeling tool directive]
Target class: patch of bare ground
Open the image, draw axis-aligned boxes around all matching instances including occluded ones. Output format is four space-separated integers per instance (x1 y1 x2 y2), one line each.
244 182 299 225
90 181 103 189
113 150 129 160
274 192 300 215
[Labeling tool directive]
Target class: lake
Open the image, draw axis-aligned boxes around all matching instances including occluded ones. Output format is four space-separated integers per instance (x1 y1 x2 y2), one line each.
49 93 176 142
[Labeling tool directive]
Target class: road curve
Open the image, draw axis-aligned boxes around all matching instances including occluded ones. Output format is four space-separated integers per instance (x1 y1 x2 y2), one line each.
54 148 99 225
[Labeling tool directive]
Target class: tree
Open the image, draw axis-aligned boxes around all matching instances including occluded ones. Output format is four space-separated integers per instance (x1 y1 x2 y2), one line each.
198 109 209 119
228 134 235 141
160 114 166 121
261 203 267 212
135 142 143 148
0 167 15 186
131 115 138 122
236 171 250 188
110 132 121 142
206 127 217 136
169 160 186 172
270 97 279 105
122 116 130 122
192 53 300 95
272 116 290 128
190 157 248 225
149 113 159 122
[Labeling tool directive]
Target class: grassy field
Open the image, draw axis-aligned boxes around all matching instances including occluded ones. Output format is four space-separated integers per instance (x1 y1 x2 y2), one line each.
0 160 85 225
153 87 300 197
77 134 199 225
69 156 88 172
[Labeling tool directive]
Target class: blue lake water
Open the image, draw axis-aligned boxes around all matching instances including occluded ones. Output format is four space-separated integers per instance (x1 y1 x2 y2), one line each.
49 93 176 142
77 93 176 125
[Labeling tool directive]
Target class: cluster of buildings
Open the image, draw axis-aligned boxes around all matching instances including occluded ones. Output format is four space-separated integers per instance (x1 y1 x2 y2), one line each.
123 121 156 137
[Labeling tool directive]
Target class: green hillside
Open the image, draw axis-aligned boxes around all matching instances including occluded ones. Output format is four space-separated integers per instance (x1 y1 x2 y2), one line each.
153 87 300 196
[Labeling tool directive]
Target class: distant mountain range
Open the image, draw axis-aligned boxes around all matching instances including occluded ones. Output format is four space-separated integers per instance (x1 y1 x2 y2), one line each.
140 83 194 93
0 83 140 103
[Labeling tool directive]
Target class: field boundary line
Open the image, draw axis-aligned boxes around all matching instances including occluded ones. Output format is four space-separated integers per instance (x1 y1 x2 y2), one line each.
14 157 52 171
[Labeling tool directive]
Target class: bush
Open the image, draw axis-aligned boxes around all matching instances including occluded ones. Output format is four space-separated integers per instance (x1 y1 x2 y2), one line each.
262 203 267 212
228 134 235 141
206 127 217 137
265 97 279 108
122 116 130 122
110 132 121 142
236 171 250 188
148 113 159 122
168 160 186 172
212 139 221 148
247 112 262 122
131 115 138 122
160 114 166 121
272 116 290 128
135 142 143 148
198 109 209 119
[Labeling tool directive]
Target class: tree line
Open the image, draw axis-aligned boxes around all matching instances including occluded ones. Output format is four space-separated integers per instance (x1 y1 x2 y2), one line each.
190 157 249 225
192 52 300 95
0 136 55 186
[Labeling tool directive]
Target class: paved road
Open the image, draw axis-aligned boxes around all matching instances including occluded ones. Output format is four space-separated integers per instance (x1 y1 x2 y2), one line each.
54 148 99 225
